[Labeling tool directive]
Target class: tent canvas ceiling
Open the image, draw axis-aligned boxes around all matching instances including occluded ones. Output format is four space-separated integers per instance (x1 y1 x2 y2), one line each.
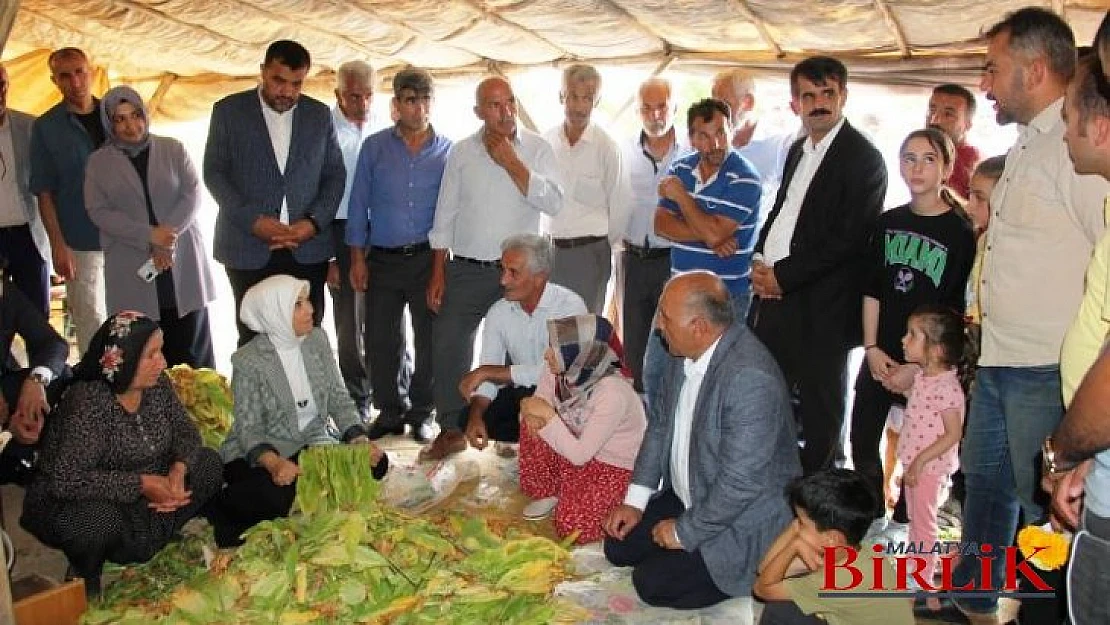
2 0 1108 121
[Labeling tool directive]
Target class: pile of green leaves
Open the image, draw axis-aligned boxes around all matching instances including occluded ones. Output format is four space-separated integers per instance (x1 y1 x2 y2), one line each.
167 365 234 449
82 446 587 624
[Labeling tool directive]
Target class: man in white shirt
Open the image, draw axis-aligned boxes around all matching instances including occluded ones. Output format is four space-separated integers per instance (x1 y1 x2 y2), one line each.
457 234 586 456
328 60 376 418
749 56 887 476
711 68 798 231
614 77 684 393
423 76 564 460
603 271 800 611
544 64 626 314
204 40 345 346
0 64 51 315
951 9 1109 622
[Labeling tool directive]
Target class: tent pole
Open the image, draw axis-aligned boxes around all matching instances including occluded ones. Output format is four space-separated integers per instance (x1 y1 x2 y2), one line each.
146 73 178 122
0 0 20 58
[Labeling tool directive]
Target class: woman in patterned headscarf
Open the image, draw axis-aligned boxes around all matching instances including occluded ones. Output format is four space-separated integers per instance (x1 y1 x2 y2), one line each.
518 314 646 543
20 311 222 597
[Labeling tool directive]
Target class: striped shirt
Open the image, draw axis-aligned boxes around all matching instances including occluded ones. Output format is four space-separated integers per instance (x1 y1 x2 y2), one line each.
658 150 761 298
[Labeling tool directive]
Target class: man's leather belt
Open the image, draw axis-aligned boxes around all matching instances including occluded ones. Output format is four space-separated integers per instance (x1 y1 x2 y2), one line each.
553 235 606 249
453 255 501 268
624 241 670 259
371 241 431 256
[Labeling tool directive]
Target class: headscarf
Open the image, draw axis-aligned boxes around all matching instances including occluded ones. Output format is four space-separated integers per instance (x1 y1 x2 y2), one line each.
100 85 151 157
74 311 161 393
239 275 317 428
547 314 627 414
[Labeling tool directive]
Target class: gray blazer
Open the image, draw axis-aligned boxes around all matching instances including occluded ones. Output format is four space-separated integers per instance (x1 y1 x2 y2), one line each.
633 321 802 597
203 89 345 270
220 328 365 465
84 135 215 319
8 111 51 270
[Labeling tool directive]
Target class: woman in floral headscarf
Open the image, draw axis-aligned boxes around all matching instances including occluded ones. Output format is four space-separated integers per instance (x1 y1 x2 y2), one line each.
518 314 646 543
20 311 223 597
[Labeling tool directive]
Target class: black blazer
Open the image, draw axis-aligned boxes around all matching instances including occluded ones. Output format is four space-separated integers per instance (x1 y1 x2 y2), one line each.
1 280 67 380
754 120 887 347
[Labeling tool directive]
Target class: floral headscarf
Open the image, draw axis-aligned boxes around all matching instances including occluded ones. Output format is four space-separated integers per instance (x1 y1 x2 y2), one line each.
548 314 628 413
74 311 161 393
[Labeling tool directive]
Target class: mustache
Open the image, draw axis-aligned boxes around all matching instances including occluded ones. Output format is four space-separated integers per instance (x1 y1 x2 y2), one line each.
809 108 832 117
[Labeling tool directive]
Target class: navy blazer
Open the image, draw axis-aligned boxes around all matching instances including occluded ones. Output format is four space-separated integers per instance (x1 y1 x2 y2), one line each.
203 89 345 270
753 120 887 347
631 322 801 596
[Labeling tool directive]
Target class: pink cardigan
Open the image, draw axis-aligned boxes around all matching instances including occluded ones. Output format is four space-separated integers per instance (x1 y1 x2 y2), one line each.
534 370 646 470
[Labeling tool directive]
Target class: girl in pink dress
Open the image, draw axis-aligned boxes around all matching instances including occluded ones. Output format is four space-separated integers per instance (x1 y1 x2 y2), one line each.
897 304 969 609
518 315 647 544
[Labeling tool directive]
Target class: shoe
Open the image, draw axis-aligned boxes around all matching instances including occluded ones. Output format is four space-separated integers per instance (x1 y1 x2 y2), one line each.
366 416 405 440
523 497 558 521
494 442 518 458
418 430 467 461
405 412 435 444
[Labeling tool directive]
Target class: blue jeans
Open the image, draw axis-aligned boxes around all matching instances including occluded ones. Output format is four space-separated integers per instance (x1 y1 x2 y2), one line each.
953 365 1062 614
642 290 750 409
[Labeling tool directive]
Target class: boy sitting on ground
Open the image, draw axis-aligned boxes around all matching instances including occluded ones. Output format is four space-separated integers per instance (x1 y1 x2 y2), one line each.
753 469 913 625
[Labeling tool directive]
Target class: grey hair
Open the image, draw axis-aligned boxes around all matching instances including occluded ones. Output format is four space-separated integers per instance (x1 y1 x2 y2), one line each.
675 271 735 328
336 60 375 91
637 77 673 103
714 68 756 100
500 233 553 274
562 63 601 94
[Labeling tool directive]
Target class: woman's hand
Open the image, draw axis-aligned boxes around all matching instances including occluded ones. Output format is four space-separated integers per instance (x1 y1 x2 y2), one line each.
881 364 919 395
150 225 177 249
865 347 897 382
141 474 191 513
152 247 174 272
167 462 189 500
519 397 556 427
267 457 301 487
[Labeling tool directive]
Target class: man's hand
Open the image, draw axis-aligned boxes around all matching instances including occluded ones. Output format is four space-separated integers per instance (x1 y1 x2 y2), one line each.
458 368 490 400
709 234 738 258
288 219 317 244
426 269 445 313
604 504 643 540
150 225 177 249
651 518 683 550
252 216 293 247
350 255 369 292
1044 459 1093 531
483 132 522 171
52 242 76 281
327 260 341 290
465 414 489 450
657 176 687 203
10 377 49 444
751 261 783 299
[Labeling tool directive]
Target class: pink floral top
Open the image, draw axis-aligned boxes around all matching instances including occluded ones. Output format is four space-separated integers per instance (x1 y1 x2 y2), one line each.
897 369 964 476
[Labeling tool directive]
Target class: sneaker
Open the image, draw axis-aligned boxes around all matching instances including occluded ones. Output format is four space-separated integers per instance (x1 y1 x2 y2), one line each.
366 415 405 440
405 413 435 444
523 497 558 521
418 430 467 461
494 441 518 458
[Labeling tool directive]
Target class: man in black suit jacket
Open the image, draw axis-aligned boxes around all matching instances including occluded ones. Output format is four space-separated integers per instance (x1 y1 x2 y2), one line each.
204 40 345 346
748 56 887 475
1 263 69 484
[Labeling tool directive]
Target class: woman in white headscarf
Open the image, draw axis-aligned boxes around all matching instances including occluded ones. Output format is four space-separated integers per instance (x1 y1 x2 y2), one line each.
206 275 387 547
84 85 216 368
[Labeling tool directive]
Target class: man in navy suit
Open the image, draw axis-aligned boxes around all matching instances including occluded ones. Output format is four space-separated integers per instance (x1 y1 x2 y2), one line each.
204 40 345 345
748 56 887 476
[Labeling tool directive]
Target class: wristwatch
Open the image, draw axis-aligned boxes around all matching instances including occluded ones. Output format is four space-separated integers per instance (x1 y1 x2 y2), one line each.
1042 437 1078 476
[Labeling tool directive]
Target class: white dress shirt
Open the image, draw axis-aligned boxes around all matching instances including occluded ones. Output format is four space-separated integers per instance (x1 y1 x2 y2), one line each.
542 122 628 242
0 118 25 227
330 105 376 220
737 124 801 233
617 131 687 249
258 89 296 223
762 116 845 265
473 283 587 399
624 336 722 510
428 127 564 261
979 98 1109 366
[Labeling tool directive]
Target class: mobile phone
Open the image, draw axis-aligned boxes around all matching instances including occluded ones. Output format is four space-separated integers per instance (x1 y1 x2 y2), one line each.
138 258 158 282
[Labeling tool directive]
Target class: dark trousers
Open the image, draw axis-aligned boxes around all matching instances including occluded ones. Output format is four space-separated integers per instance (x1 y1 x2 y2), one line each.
368 247 433 424
331 221 371 408
758 600 825 625
849 368 901 501
225 249 328 347
621 251 670 393
159 305 215 369
0 225 49 316
480 385 534 443
206 455 299 547
750 297 850 475
603 489 730 609
0 367 70 485
431 259 503 430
